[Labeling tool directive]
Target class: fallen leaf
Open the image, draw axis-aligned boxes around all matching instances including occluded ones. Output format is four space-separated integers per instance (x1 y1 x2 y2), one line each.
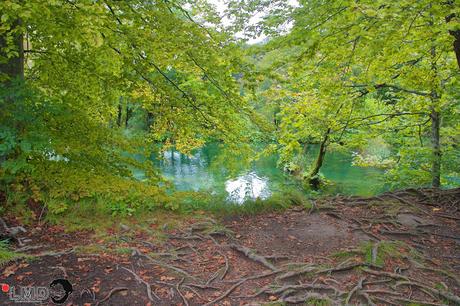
104 266 113 274
3 265 18 277
269 295 278 301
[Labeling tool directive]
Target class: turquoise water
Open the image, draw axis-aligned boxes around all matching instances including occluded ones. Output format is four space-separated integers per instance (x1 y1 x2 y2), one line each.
152 144 386 203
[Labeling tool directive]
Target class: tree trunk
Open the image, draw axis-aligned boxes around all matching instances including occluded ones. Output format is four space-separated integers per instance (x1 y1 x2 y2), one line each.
117 102 122 127
429 39 441 188
452 30 460 70
0 19 24 164
430 108 441 188
125 105 132 128
146 112 154 131
308 128 330 187
0 19 24 82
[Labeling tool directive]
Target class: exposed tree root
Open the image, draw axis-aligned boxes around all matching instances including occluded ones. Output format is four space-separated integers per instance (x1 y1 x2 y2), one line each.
345 277 365 304
229 243 278 271
131 247 197 280
95 287 128 306
280 292 336 304
175 278 189 306
120 266 158 302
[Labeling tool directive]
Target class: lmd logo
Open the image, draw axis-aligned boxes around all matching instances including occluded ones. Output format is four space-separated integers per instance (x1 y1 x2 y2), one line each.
1 279 73 304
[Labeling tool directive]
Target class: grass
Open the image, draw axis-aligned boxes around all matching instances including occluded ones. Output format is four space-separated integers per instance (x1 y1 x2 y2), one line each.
44 196 188 234
0 240 30 266
304 298 331 306
332 241 409 267
174 188 312 216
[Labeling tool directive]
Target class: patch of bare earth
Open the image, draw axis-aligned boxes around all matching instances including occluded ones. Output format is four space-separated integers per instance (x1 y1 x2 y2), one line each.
1 188 459 305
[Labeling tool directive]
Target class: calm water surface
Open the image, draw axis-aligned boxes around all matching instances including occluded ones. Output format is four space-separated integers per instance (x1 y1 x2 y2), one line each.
152 144 386 204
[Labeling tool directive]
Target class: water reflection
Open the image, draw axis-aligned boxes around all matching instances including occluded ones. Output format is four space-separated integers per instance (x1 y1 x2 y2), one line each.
152 144 385 204
225 172 271 204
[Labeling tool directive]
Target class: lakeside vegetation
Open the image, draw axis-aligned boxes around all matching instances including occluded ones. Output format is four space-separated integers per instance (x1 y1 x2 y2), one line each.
1 0 459 223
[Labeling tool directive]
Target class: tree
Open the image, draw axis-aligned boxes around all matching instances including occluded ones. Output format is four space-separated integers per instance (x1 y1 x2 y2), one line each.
230 0 460 187
0 0 250 212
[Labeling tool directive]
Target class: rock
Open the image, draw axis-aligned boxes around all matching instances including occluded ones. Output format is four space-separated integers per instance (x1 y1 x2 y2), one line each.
120 224 130 231
397 213 430 228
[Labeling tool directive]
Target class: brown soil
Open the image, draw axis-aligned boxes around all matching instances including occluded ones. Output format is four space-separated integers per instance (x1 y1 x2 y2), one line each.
0 188 459 305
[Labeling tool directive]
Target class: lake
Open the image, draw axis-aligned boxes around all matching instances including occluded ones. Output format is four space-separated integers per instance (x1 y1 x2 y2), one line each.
152 144 386 204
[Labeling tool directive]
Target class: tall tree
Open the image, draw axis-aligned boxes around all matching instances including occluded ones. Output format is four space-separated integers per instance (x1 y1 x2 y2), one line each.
0 0 250 211
231 0 460 187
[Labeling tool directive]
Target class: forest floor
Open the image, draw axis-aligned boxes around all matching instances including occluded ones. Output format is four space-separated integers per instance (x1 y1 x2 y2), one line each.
1 188 459 305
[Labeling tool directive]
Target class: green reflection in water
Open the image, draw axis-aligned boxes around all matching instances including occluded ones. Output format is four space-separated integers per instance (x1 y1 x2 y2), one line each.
151 143 386 203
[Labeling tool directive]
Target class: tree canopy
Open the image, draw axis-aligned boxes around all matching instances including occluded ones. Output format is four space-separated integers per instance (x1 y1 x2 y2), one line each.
0 0 459 215
230 0 460 188
0 0 252 212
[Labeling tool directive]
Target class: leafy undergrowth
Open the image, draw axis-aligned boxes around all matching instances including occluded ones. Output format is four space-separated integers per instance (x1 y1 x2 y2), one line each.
0 188 459 305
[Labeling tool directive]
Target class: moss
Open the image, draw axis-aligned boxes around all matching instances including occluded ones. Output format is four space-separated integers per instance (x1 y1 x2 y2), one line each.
304 297 332 306
361 241 404 266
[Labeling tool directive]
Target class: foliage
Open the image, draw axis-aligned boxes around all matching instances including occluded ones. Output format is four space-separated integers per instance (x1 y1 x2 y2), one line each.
0 0 254 214
230 0 460 187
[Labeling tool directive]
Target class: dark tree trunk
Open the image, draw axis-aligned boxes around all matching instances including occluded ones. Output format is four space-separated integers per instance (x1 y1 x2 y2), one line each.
0 19 24 82
451 30 460 69
308 128 330 187
450 30 460 70
146 112 154 131
446 9 460 69
0 19 24 164
125 105 132 128
117 102 122 127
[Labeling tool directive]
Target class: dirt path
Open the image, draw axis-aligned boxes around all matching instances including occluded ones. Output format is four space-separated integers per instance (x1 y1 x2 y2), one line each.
1 188 459 305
